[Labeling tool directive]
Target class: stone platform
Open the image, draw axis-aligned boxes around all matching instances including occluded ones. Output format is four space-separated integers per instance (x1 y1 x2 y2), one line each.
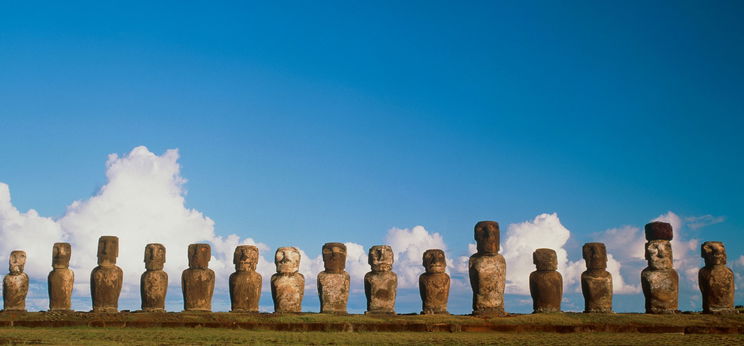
0 311 742 334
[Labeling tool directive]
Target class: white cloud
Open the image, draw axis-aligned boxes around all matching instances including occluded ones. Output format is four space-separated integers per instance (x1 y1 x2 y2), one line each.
384 226 447 289
0 146 271 310
738 255 744 267
606 254 641 294
501 213 570 295
563 259 585 293
0 184 63 279
344 242 371 293
684 215 725 230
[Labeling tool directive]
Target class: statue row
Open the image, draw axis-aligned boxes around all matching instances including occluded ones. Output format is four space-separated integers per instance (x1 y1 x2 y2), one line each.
2 221 736 315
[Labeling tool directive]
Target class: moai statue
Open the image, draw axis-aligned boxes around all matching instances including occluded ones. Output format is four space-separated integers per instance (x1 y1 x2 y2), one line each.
581 242 613 313
271 246 304 313
364 245 397 314
419 249 450 314
3 251 29 311
181 244 215 312
229 245 262 313
141 243 168 312
48 243 74 311
529 248 562 313
641 221 678 314
469 221 506 316
699 241 735 314
317 242 350 314
91 236 123 312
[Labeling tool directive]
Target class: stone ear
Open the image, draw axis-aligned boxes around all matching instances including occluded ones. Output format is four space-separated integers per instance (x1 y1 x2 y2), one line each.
188 244 197 259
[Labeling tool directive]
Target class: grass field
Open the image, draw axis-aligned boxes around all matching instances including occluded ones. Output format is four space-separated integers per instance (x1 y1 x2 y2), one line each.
0 311 742 345
0 327 742 345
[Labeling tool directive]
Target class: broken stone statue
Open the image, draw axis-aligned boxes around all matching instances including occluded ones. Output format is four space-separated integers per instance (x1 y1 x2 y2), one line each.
641 221 678 314
699 241 735 314
91 236 123 312
469 221 506 316
419 249 450 314
529 248 562 313
181 244 215 312
3 250 28 311
271 246 304 313
581 242 613 313
141 243 168 312
364 245 397 314
48 243 74 311
229 245 262 313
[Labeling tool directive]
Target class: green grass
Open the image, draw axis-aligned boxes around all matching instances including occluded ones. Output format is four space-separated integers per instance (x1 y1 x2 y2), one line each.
0 328 742 345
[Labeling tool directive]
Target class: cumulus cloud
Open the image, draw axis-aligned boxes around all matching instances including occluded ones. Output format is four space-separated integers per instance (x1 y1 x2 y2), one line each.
0 184 63 279
0 146 273 310
502 213 570 295
384 226 447 289
0 147 419 311
501 213 640 295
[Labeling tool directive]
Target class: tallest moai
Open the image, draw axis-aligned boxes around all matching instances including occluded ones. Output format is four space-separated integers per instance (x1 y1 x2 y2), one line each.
641 221 678 314
468 221 506 316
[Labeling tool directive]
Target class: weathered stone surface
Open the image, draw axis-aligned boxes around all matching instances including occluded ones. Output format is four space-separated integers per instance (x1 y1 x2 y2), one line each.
419 249 450 315
581 242 612 313
271 246 304 313
317 243 350 313
181 244 215 312
645 221 673 241
229 245 262 313
469 221 506 316
91 236 123 313
141 243 168 312
3 250 28 311
530 248 562 313
48 242 74 311
364 245 397 314
699 241 735 314
641 238 678 314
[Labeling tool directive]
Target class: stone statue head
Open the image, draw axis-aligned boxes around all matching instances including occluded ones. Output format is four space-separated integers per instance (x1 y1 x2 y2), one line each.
474 221 500 255
97 236 119 266
9 250 26 274
368 245 394 272
645 221 673 241
144 243 166 271
52 242 71 269
533 248 557 271
322 242 347 273
234 245 259 272
645 240 673 270
701 241 726 266
422 249 446 274
582 242 607 270
188 244 211 269
275 246 301 274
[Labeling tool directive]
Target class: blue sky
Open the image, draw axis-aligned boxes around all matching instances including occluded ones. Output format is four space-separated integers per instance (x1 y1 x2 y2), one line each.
0 1 742 313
